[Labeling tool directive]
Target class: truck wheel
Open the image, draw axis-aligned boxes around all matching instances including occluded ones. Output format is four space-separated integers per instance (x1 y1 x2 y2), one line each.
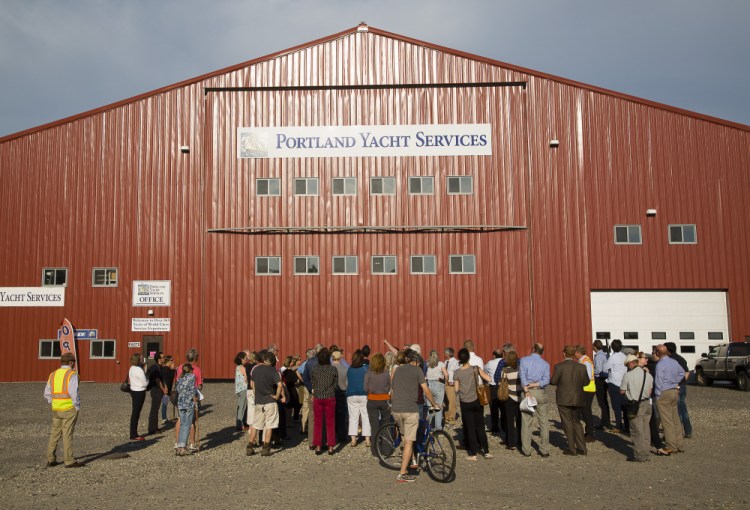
737 371 750 392
695 368 713 386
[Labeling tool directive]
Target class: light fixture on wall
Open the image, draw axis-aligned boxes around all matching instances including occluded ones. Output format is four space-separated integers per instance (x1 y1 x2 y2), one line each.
646 209 657 217
180 145 190 153
147 309 155 316
549 139 559 148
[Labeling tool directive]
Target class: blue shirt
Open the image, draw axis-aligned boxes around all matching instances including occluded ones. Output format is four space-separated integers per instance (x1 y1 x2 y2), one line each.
519 353 550 388
346 366 368 396
654 356 685 397
493 359 507 384
302 357 319 392
593 350 608 377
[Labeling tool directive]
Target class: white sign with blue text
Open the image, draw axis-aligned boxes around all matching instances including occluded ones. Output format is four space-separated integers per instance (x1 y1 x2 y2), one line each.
237 124 492 159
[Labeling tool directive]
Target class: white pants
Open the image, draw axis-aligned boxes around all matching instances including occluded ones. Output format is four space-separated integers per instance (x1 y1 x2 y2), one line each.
347 395 371 437
246 390 255 428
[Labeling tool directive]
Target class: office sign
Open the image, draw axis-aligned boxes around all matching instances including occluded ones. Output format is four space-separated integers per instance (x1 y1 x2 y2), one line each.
132 281 171 307
238 124 492 158
0 287 65 307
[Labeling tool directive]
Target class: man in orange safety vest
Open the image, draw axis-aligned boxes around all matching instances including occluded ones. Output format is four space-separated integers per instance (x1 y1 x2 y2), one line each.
44 353 84 468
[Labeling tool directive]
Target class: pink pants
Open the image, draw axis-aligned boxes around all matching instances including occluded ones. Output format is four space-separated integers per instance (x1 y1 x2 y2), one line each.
313 397 336 447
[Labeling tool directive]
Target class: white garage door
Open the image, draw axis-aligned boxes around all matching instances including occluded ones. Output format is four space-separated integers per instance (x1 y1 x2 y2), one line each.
590 291 729 369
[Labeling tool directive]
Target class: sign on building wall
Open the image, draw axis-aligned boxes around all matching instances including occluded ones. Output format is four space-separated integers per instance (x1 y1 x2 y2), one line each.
237 124 492 158
131 318 171 332
57 328 98 339
0 287 65 307
132 281 171 307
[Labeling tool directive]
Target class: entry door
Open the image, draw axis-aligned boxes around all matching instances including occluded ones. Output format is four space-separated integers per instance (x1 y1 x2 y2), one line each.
142 335 163 363
590 291 729 369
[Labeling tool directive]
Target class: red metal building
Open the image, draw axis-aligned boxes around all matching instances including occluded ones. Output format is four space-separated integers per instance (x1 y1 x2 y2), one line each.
1 24 748 382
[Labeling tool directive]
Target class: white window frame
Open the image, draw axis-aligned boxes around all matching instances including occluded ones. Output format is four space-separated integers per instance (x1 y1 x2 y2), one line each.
293 256 320 275
446 176 473 195
408 176 435 195
614 225 642 245
371 255 397 275
256 178 281 196
449 254 476 274
668 224 697 244
256 256 282 276
370 177 396 196
332 177 357 196
332 256 358 275
90 339 116 359
410 255 437 274
92 267 118 287
42 268 68 287
293 177 319 196
38 340 61 359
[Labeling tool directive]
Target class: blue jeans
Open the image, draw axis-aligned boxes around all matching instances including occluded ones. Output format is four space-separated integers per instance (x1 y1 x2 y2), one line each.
161 395 169 420
427 380 445 430
678 384 692 436
607 383 628 431
177 406 194 448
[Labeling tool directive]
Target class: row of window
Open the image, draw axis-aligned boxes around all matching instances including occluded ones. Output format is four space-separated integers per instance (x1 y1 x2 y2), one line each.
615 224 697 245
43 268 117 288
39 340 115 359
258 176 474 197
257 255 477 275
595 331 723 341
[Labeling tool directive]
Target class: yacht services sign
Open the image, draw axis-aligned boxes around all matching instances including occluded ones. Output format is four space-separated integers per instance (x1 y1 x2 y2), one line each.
0 287 65 307
238 124 492 158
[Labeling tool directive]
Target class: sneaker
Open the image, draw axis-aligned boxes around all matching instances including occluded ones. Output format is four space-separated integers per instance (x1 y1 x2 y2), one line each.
260 445 272 457
483 453 494 459
396 473 416 483
246 445 256 456
188 444 199 452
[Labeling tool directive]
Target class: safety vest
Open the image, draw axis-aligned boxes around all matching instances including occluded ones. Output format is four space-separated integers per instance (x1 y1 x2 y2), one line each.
580 355 596 393
48 367 76 411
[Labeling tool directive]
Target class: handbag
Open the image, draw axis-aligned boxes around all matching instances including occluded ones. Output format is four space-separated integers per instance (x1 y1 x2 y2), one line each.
625 370 647 419
497 370 510 402
119 374 131 393
474 367 490 406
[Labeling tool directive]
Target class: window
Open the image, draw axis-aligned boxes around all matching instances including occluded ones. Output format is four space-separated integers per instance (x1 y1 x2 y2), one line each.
614 225 642 244
679 332 695 340
624 332 639 340
410 255 436 274
370 177 396 195
90 340 116 359
409 176 434 195
596 332 611 340
293 178 319 196
256 256 281 275
680 346 696 354
294 256 320 275
449 255 476 274
42 268 67 287
708 332 724 341
332 256 358 275
39 340 61 359
92 268 118 287
332 177 357 196
257 178 281 196
447 176 473 195
669 224 697 244
651 332 667 340
372 256 397 274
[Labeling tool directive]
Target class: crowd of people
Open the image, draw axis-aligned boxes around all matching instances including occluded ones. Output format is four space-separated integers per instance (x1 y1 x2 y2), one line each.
43 338 692 477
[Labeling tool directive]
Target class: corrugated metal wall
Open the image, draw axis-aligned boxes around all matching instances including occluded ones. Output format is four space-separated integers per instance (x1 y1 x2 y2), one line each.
1 26 748 381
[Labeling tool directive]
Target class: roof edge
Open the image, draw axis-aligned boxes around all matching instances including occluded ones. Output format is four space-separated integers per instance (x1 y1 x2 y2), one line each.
2 24 748 143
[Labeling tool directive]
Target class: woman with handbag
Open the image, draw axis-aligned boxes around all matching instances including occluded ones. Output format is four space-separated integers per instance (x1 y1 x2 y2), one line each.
453 348 493 460
128 353 148 441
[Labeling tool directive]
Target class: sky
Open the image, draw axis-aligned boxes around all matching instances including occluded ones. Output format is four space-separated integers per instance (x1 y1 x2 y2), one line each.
1 0 748 138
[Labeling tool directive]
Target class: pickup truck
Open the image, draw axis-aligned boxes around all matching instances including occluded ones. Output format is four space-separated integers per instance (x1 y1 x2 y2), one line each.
694 342 750 391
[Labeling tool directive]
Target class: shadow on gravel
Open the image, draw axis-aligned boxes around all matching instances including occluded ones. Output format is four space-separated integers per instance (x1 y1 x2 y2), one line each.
77 438 160 464
593 429 632 457
198 426 238 451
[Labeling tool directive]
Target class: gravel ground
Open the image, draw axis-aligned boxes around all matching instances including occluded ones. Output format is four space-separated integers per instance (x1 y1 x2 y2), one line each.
1 380 748 509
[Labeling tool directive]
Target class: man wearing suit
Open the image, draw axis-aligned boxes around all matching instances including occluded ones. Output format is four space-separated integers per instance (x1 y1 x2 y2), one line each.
551 345 590 456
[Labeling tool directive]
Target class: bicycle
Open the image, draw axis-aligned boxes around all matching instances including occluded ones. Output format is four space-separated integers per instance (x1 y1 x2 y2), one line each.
374 408 457 483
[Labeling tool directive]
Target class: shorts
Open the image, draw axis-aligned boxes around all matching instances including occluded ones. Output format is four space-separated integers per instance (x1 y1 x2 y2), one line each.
393 412 419 441
253 402 279 430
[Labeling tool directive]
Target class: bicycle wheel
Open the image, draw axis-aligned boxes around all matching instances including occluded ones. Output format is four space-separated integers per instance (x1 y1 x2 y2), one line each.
424 429 457 482
374 422 403 470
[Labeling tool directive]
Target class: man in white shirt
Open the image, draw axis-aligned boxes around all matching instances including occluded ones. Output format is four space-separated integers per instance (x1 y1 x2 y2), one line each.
443 347 460 424
464 339 484 368
484 348 504 434
603 339 628 433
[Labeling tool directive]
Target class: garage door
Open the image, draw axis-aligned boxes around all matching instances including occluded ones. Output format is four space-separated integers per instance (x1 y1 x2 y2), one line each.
590 291 729 369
